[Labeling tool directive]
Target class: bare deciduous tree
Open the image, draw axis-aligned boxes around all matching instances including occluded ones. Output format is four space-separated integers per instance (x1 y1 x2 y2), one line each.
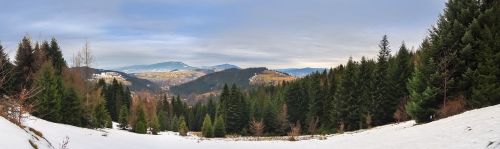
288 121 301 141
307 117 319 136
249 119 265 138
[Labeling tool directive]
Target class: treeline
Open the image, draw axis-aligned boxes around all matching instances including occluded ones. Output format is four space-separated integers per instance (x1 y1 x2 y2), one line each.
199 0 500 137
0 37 117 128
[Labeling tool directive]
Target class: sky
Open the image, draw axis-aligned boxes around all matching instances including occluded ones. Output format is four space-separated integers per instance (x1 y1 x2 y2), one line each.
0 0 446 69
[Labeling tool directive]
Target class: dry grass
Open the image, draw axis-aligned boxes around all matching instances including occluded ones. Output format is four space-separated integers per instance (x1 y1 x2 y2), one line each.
250 70 295 86
29 127 44 138
28 140 38 149
437 95 467 119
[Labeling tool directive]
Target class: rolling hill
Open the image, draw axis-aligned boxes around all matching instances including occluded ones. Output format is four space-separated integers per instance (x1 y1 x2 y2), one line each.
3 103 499 149
170 67 267 96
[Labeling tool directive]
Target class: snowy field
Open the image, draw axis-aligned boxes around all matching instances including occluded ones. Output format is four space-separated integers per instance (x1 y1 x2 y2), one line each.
2 104 500 149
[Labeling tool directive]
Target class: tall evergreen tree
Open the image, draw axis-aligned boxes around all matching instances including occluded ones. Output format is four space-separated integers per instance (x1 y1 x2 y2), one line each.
0 42 14 95
33 63 63 123
14 36 36 90
61 87 83 126
332 57 360 131
201 114 214 138
372 35 396 125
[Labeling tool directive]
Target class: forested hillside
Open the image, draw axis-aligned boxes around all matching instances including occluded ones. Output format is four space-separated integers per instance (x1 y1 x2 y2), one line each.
0 0 499 142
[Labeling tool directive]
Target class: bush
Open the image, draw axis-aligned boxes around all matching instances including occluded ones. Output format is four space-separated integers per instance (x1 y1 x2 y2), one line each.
437 95 467 119
178 116 188 136
213 116 226 137
150 115 160 135
135 121 147 134
201 115 213 138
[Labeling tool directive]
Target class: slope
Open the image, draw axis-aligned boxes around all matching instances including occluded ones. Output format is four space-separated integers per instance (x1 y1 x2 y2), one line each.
7 104 498 149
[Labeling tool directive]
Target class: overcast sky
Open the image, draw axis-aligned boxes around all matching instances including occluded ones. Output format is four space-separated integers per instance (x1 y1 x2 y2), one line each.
0 0 446 69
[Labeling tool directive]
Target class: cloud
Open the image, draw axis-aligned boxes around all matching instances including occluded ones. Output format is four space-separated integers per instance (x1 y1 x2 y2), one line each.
0 0 445 69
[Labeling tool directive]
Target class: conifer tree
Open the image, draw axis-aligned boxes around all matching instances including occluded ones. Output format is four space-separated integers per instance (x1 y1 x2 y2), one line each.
135 108 148 134
201 114 213 138
0 42 14 95
469 0 500 107
372 35 396 125
178 116 188 136
213 115 226 137
14 36 36 91
33 62 63 123
332 57 360 131
118 105 129 129
47 38 66 75
61 87 83 126
150 115 160 135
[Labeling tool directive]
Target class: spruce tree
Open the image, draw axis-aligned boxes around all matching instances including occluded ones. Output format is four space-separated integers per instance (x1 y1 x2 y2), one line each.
332 57 360 131
201 114 214 138
213 115 226 137
372 35 397 125
33 62 63 123
47 38 66 75
178 116 188 136
61 87 83 126
469 0 500 107
14 36 36 91
118 105 129 129
0 42 14 95
150 115 160 135
135 108 148 134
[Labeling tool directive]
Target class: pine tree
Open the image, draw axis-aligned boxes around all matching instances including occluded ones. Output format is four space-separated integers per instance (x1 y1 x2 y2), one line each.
118 105 129 129
201 114 214 138
213 115 226 137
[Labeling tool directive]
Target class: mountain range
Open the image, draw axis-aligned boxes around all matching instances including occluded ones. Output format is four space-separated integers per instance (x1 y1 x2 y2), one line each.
275 67 327 77
113 61 240 73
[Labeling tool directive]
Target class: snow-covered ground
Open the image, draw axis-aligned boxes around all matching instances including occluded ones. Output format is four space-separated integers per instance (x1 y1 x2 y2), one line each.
2 104 500 149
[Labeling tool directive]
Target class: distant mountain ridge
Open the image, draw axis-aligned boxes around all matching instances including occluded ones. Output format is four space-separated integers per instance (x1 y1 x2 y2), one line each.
112 61 239 73
276 67 327 77
70 67 160 91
